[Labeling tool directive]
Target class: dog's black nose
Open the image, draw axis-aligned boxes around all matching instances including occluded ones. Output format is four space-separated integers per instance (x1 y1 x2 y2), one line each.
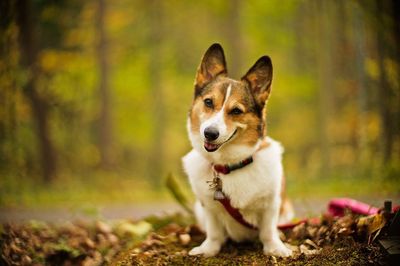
204 127 219 141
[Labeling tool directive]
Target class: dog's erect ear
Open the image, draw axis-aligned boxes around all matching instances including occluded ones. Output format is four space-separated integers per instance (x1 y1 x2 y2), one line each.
242 56 273 108
195 43 227 95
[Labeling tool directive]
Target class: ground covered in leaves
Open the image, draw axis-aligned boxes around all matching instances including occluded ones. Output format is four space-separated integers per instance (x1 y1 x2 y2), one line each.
1 213 388 265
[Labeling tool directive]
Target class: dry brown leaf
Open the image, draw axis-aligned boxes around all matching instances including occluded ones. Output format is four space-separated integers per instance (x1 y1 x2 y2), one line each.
357 213 386 237
304 239 319 249
95 221 112 234
178 233 191 246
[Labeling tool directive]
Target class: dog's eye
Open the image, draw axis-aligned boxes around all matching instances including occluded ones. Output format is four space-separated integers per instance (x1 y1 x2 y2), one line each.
204 98 213 108
230 108 243 115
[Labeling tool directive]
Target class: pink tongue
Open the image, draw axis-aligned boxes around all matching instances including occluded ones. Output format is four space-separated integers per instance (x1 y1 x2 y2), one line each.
205 142 218 150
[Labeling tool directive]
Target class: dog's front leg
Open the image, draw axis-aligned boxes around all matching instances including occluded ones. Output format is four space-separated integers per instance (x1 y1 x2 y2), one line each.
259 198 292 257
189 207 226 257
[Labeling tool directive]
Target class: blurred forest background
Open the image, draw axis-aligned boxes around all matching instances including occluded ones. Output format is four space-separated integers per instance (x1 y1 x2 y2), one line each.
0 0 399 208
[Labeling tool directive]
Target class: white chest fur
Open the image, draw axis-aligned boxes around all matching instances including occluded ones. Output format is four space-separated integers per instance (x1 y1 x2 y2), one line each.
182 137 284 241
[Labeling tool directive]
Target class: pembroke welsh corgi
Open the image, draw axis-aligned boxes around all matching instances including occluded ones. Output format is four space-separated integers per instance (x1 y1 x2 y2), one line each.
182 43 294 257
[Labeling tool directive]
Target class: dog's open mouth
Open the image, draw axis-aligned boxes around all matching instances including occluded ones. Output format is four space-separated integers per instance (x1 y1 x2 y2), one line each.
204 129 237 152
204 142 221 152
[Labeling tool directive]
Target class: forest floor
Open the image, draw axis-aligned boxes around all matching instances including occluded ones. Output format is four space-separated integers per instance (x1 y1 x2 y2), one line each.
1 180 398 266
1 200 396 265
114 220 387 266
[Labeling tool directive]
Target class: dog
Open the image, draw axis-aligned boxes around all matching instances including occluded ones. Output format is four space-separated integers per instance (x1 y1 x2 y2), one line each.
182 43 294 257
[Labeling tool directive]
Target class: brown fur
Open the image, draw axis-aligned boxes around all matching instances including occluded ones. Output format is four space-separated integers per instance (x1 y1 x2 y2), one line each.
191 43 292 220
191 77 264 148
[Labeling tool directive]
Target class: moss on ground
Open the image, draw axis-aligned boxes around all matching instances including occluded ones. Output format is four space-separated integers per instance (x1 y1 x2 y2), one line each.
114 236 384 266
113 216 387 266
1 213 388 265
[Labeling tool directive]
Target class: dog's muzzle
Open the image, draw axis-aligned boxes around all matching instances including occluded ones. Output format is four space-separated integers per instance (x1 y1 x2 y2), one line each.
204 126 219 141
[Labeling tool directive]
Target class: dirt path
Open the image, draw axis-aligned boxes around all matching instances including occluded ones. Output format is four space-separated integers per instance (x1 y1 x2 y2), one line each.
0 203 183 223
1 196 398 223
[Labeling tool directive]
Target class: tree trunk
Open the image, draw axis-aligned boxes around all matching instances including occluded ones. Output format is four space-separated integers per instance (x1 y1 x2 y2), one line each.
375 0 394 164
313 0 332 175
147 0 165 187
351 2 368 164
0 0 16 168
225 0 242 79
96 0 113 168
15 0 57 183
391 0 400 161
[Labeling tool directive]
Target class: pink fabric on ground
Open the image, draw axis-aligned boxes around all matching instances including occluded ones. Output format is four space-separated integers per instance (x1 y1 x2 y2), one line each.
327 198 379 217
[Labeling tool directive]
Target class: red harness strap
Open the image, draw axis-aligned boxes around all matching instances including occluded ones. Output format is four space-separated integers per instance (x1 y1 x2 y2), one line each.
217 197 258 230
211 155 258 230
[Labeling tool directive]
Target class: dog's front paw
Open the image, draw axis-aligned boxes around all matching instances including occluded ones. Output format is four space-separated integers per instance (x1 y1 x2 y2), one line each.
188 240 221 257
263 241 292 257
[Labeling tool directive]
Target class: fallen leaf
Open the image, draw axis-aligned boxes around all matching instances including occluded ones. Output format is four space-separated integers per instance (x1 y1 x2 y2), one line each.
178 233 191 246
95 221 112 234
115 220 152 238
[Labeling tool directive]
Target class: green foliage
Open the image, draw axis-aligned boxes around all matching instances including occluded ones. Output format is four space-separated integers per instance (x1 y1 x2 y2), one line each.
0 0 399 207
0 171 171 208
165 173 194 214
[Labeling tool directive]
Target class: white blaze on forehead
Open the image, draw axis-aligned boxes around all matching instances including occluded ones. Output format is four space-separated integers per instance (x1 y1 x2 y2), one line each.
222 84 232 108
200 84 233 141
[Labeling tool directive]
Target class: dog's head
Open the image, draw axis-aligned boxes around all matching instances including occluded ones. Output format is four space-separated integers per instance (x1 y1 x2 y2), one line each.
187 43 273 163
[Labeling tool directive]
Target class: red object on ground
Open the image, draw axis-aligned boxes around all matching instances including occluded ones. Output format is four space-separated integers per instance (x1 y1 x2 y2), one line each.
277 198 399 230
278 217 320 230
278 219 307 230
327 198 380 217
277 198 382 230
